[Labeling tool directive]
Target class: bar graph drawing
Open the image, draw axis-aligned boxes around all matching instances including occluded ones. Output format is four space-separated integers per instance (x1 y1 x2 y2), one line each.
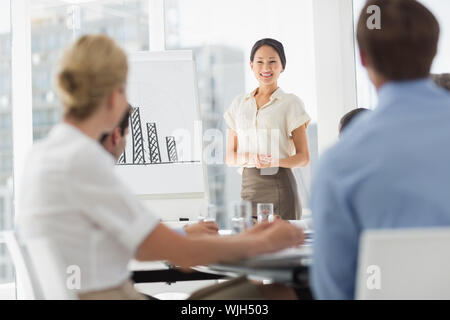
166 136 178 162
130 107 145 164
114 51 204 196
117 152 126 164
118 106 199 166
147 123 162 163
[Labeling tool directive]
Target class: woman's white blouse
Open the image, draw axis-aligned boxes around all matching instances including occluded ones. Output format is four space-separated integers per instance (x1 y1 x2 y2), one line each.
17 123 160 294
224 87 311 168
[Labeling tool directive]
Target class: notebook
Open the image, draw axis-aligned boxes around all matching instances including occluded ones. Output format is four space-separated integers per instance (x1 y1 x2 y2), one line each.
221 245 313 268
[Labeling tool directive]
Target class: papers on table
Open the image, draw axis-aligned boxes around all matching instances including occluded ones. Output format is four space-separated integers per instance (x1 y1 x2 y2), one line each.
221 245 313 268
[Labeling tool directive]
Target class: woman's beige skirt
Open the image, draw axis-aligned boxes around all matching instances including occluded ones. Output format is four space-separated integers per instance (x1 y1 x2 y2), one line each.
241 167 302 220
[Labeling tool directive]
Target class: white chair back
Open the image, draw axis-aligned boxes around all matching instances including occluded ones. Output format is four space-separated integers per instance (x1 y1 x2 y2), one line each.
3 231 78 300
25 237 78 300
356 228 450 300
2 231 42 299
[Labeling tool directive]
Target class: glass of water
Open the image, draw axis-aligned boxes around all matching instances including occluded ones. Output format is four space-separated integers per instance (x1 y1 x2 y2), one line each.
199 204 217 222
230 200 252 234
257 203 274 223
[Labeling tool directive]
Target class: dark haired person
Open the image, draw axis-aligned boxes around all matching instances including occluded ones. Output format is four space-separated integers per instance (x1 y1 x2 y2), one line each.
224 38 311 220
99 104 132 159
431 73 450 91
311 0 450 299
100 105 219 237
338 108 371 134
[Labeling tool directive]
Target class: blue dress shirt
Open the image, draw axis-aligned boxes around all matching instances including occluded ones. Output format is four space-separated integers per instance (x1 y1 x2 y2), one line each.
310 79 450 299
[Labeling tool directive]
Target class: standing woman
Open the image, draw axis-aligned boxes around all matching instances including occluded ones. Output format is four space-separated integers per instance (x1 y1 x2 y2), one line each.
225 38 310 220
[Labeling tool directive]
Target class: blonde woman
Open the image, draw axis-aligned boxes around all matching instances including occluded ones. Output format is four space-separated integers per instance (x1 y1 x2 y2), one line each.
17 35 304 300
225 38 311 220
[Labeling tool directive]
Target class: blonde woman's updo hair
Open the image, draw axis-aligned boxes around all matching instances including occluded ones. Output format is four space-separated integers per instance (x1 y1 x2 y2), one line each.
57 34 128 120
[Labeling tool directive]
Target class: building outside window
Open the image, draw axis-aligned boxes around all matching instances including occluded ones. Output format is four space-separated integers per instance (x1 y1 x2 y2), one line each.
30 0 150 142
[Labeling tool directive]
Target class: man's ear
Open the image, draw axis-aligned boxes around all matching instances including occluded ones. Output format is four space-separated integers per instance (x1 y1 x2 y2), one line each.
111 127 121 146
360 49 368 67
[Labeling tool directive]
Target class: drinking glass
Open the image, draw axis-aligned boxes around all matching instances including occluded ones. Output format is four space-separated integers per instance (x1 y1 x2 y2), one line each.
230 200 252 234
257 203 274 223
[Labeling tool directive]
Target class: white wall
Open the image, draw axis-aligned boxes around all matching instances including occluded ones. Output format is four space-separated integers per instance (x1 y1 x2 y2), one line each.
139 195 205 222
312 0 358 153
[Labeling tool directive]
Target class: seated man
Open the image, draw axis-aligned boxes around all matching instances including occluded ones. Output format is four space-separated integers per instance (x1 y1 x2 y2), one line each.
311 0 450 299
99 105 219 236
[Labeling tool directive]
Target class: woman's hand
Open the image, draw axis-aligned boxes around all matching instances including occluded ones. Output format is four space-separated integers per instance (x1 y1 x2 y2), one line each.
243 220 305 256
261 220 305 252
255 154 277 168
247 153 260 165
184 221 219 236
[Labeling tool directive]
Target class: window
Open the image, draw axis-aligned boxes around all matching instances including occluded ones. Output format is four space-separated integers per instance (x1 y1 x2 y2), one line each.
30 0 150 141
165 0 318 223
0 0 14 285
353 0 450 108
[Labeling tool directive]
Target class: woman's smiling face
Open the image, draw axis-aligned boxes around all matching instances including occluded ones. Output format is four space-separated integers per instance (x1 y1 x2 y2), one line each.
250 45 284 87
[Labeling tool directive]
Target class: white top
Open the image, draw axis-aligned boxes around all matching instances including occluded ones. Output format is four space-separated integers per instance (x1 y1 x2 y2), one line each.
17 123 160 293
224 88 311 168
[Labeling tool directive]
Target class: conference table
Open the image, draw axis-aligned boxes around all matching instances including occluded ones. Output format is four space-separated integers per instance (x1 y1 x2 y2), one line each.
129 232 313 289
192 245 312 284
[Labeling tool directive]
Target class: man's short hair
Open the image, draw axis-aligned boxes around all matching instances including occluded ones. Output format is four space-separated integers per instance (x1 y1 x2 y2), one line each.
99 104 132 143
357 0 440 81
431 74 450 92
118 104 132 136
339 108 371 133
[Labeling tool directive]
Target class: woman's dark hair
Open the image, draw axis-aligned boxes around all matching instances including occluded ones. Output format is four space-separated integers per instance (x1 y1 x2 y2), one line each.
250 38 286 70
431 73 450 92
339 108 371 133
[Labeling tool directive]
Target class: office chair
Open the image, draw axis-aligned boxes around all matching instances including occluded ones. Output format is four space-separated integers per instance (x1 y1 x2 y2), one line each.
4 231 77 300
3 231 42 299
25 237 78 300
356 228 450 299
